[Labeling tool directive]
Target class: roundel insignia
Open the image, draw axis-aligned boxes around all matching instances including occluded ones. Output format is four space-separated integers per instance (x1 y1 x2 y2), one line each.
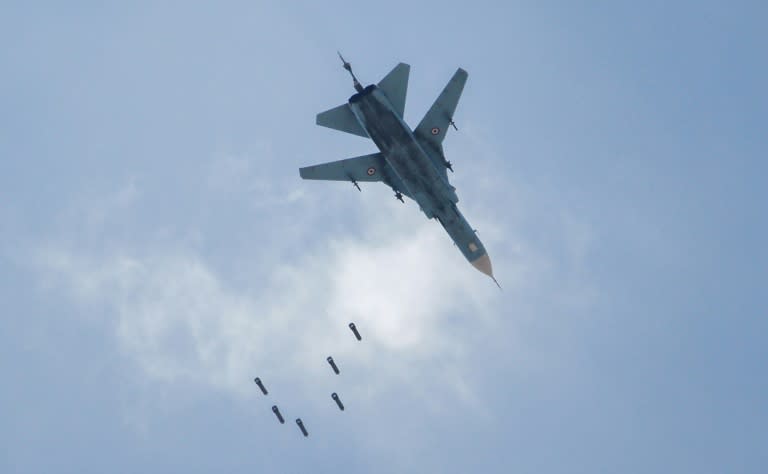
431 127 440 135
366 167 376 176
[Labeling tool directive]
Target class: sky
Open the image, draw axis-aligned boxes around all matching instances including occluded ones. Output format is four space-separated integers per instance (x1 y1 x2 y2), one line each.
1 1 766 473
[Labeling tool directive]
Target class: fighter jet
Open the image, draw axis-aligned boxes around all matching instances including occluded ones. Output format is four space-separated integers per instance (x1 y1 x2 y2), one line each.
299 55 497 285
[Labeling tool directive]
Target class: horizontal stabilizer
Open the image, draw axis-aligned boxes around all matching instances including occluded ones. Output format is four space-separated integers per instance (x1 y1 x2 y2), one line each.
377 63 410 117
316 104 368 138
415 68 468 148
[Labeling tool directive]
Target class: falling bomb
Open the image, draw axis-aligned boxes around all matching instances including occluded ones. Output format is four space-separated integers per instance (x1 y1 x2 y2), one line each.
296 418 309 437
332 392 345 411
327 356 340 375
253 377 268 395
272 405 285 424
348 322 362 341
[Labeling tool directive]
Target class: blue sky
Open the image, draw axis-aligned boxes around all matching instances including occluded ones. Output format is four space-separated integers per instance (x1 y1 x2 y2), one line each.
1 2 766 473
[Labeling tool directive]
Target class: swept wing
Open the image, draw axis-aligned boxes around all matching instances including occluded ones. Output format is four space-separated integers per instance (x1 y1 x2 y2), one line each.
414 68 468 148
299 152 412 198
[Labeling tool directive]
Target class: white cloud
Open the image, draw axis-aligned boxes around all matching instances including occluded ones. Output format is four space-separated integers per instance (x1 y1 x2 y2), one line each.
203 150 307 210
33 198 510 407
28 149 595 426
53 177 140 233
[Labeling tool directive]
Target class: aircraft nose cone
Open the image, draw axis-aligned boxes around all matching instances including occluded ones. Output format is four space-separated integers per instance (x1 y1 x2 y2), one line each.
470 253 493 278
471 254 501 288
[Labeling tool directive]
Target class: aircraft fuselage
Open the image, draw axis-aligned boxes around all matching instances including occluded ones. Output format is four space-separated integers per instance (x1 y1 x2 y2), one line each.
348 85 491 269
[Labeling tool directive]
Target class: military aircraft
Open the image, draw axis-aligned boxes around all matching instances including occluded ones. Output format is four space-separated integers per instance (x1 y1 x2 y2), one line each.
299 54 498 286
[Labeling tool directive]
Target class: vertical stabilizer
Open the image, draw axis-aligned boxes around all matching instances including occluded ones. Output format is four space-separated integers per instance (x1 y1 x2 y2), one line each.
377 63 410 117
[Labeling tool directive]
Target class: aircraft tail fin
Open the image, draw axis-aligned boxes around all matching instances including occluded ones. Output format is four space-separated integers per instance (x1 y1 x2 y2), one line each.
414 68 468 148
377 63 410 117
316 103 369 138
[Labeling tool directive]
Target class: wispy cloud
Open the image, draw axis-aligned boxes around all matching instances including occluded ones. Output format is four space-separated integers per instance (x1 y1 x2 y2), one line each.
27 146 596 432
37 223 499 381
30 180 518 409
